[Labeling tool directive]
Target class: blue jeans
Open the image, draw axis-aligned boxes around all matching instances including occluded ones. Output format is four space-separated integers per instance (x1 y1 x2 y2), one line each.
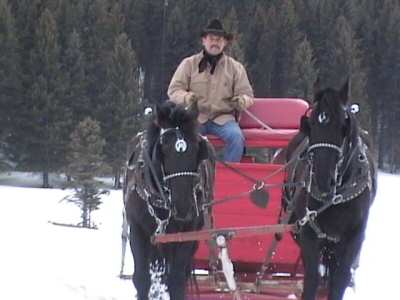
199 120 244 162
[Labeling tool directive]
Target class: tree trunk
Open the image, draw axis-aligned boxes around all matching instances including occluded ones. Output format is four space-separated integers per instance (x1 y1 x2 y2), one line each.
82 201 89 228
114 170 121 189
42 172 50 188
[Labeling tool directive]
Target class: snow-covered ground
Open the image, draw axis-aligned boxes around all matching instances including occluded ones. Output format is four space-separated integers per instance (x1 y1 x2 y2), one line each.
0 173 134 300
0 172 399 300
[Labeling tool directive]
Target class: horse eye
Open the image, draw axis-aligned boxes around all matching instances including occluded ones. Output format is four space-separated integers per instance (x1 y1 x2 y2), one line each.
318 112 330 124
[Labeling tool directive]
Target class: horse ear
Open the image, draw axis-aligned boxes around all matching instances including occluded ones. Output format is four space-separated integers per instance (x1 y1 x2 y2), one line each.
198 138 209 161
300 115 310 135
340 79 349 105
313 78 321 98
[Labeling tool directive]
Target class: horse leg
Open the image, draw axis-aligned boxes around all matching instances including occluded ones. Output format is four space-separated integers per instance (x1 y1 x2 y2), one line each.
129 222 151 300
167 242 197 300
299 229 320 300
328 232 364 300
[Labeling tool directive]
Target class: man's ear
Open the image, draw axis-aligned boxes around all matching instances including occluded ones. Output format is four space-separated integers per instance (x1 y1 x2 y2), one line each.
300 115 310 135
198 138 209 162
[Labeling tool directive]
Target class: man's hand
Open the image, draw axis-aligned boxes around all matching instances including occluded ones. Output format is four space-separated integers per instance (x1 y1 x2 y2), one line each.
184 92 198 107
231 95 248 110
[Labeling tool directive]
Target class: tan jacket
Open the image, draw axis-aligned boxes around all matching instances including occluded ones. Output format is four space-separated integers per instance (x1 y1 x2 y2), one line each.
168 52 254 124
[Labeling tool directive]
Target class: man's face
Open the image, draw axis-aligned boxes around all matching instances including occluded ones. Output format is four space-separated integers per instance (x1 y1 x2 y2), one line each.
202 34 227 55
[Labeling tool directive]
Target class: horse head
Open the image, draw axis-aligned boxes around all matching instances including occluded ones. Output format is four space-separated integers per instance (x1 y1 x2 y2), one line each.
147 101 211 222
300 79 357 196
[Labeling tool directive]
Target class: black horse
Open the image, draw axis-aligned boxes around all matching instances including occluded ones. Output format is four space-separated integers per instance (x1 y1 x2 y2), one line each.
284 80 377 300
123 101 215 300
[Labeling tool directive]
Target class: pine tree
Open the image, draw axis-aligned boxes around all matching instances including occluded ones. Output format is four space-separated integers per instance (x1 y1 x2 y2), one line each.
82 0 123 114
57 0 86 55
271 0 301 96
289 36 318 101
23 8 70 187
375 0 400 170
249 1 302 97
298 0 341 86
62 29 89 122
330 15 369 128
248 4 272 96
100 33 140 188
164 3 191 95
223 7 245 63
0 0 22 167
64 117 108 228
123 0 164 102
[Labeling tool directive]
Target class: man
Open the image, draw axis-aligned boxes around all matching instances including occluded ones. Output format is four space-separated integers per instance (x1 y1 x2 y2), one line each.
168 19 254 162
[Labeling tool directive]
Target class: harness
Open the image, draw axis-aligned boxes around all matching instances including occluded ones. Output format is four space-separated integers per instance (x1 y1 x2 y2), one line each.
125 129 211 236
295 135 372 242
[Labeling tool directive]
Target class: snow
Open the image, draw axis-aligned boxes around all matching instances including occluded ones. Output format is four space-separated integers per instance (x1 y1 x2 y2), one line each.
0 172 399 300
0 174 134 300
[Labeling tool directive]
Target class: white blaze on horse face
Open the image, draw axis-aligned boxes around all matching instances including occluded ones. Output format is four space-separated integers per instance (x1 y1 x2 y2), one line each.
148 259 170 300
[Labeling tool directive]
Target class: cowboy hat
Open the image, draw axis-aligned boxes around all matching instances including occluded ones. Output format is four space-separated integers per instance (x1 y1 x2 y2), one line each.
200 19 233 41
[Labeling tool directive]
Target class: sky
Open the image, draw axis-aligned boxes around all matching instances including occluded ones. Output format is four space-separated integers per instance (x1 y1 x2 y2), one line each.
0 171 399 300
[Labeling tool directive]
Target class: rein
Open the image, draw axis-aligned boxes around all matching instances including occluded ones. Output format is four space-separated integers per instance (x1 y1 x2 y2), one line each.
203 154 305 209
141 144 172 235
201 106 308 209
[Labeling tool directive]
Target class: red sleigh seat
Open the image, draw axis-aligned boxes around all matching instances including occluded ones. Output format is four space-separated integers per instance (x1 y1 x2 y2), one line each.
207 98 309 149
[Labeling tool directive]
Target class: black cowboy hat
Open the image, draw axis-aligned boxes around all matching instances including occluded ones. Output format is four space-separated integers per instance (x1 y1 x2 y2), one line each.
200 19 233 41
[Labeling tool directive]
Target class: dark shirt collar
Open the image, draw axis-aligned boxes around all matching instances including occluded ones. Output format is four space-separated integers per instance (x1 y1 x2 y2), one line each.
198 50 223 74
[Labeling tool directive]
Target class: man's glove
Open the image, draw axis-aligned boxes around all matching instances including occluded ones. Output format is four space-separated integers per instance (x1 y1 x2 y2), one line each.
231 95 248 110
184 92 198 107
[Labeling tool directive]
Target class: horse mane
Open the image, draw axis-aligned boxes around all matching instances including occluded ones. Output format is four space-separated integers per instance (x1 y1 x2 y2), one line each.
314 88 343 118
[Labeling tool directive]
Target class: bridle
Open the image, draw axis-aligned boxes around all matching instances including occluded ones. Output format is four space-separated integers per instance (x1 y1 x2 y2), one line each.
158 127 200 182
305 140 346 198
141 126 205 234
297 107 371 242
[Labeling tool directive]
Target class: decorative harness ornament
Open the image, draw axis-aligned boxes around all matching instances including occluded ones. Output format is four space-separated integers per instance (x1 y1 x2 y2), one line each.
175 138 187 152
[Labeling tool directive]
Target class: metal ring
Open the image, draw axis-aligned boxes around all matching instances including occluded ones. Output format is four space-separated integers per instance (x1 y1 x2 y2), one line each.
253 180 265 191
332 194 343 205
